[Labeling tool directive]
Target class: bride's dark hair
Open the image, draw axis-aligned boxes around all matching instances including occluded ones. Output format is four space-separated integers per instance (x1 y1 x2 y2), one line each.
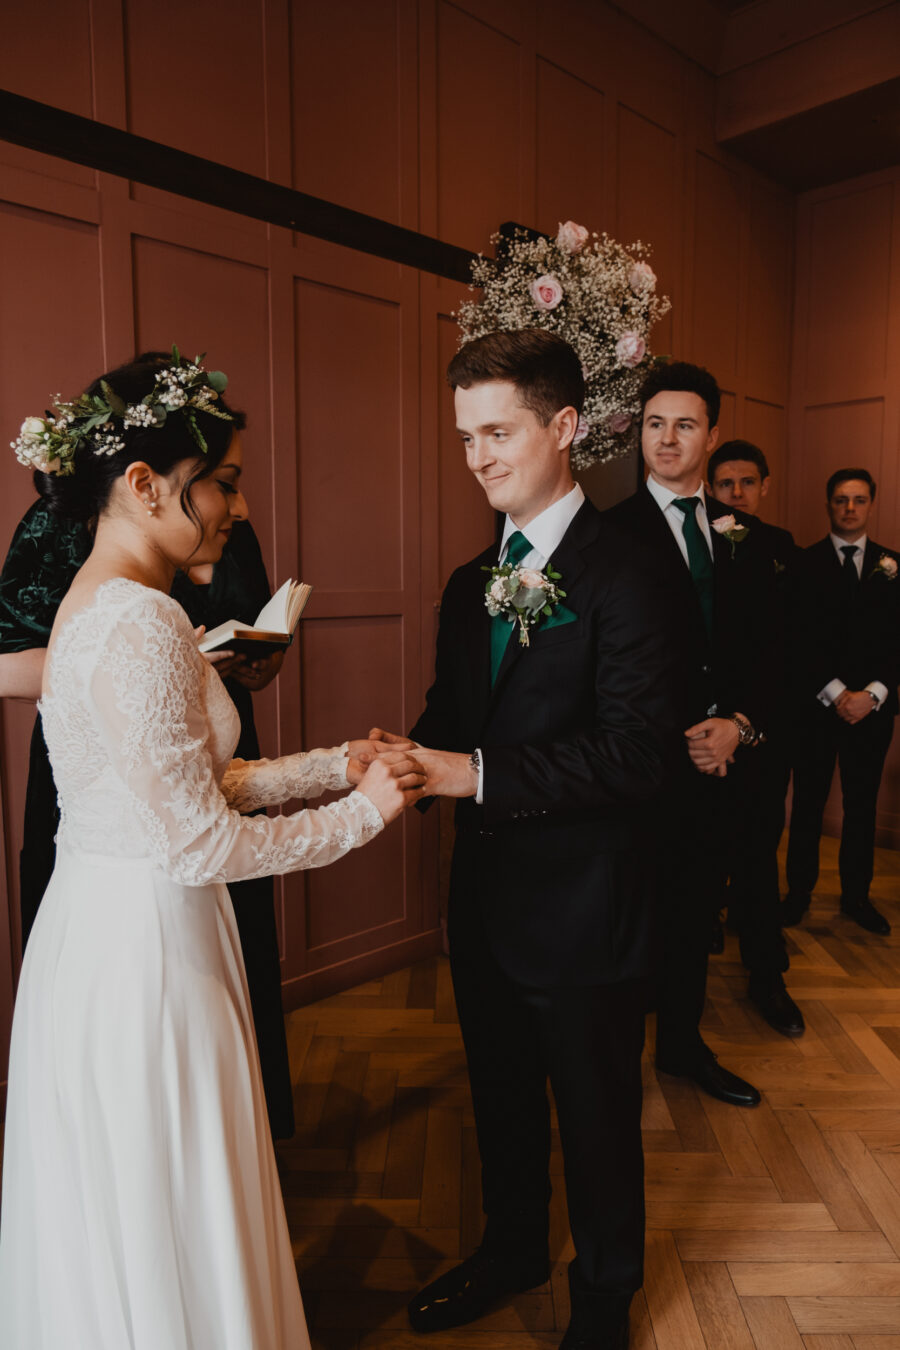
36 350 246 524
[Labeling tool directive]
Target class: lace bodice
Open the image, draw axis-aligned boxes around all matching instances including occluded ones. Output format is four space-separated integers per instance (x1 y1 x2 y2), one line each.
39 579 383 885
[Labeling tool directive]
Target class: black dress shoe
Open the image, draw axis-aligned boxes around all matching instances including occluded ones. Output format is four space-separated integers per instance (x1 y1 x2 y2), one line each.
559 1321 629 1349
657 1053 761 1107
408 1248 549 1333
781 892 810 927
748 974 805 1038
840 898 891 936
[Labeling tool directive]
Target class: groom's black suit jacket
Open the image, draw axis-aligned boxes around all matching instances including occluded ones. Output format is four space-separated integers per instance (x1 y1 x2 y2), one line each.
411 498 682 989
790 537 900 719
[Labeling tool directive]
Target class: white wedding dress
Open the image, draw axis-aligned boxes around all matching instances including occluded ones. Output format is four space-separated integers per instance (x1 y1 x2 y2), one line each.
0 579 384 1348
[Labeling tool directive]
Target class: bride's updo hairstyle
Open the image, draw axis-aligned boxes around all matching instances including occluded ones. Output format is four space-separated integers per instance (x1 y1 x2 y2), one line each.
36 350 246 525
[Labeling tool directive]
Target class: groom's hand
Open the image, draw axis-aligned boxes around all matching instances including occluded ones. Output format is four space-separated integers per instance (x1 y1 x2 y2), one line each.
684 717 740 775
414 748 478 798
367 727 419 751
347 735 419 778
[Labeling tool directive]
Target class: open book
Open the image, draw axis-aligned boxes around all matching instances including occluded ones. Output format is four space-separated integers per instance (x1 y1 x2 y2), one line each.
198 578 312 657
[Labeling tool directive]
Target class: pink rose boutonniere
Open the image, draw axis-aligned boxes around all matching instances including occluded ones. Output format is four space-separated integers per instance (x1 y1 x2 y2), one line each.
871 553 898 581
530 274 564 312
711 513 750 558
483 560 567 647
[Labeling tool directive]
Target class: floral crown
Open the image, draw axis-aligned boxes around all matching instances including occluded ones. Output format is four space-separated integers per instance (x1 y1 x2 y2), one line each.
11 345 232 477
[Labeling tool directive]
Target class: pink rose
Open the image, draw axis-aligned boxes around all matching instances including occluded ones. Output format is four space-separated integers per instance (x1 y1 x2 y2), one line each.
879 555 898 578
516 568 546 589
573 416 590 445
556 220 589 254
530 274 564 311
605 411 632 435
628 262 657 294
615 332 646 368
711 514 737 534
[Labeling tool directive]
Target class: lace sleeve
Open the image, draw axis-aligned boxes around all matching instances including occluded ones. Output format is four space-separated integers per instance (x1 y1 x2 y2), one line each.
220 746 350 813
88 597 383 885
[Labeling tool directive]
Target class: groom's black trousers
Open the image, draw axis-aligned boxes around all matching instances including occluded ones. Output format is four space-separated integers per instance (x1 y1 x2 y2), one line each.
449 875 646 1305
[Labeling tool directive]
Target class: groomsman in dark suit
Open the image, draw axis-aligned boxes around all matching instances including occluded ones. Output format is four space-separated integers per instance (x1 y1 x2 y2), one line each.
783 468 900 936
387 330 681 1350
706 441 803 1037
604 367 794 1105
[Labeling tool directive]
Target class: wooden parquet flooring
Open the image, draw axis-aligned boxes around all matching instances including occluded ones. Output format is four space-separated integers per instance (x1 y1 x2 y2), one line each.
280 837 900 1349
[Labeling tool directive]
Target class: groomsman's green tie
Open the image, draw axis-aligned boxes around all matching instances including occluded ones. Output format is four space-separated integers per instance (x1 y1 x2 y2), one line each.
490 530 532 685
672 497 714 639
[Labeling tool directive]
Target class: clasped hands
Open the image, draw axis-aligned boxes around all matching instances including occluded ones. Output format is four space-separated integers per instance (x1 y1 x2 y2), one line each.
833 689 875 725
347 730 478 799
684 716 742 777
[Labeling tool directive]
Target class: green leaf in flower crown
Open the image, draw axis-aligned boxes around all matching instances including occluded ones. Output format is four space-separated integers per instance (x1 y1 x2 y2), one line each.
185 410 208 453
171 344 181 366
100 381 126 416
206 371 227 394
152 404 167 426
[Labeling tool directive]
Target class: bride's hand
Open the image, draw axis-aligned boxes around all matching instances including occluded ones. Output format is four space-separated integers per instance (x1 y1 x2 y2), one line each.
357 751 427 823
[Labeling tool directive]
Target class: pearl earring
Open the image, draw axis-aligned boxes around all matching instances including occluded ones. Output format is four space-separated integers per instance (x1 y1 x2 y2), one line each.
145 497 157 517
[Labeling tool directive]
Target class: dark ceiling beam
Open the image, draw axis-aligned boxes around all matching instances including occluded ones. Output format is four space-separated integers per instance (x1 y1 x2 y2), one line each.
0 89 476 284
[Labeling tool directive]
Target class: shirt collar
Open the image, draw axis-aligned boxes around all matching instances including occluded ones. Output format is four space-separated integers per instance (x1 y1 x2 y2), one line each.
645 474 707 514
500 483 585 563
830 531 867 557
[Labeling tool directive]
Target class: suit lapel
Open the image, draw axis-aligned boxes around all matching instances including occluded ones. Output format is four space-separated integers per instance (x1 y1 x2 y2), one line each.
483 501 594 721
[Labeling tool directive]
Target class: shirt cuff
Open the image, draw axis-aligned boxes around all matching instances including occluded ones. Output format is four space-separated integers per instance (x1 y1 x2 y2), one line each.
818 678 846 707
475 748 484 805
866 681 889 710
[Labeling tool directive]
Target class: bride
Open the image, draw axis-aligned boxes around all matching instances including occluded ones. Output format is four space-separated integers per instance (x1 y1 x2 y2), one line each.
0 350 426 1348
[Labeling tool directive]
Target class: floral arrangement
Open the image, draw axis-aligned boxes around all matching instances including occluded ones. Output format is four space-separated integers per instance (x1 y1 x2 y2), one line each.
710 512 749 558
11 346 231 476
483 560 566 647
456 221 671 470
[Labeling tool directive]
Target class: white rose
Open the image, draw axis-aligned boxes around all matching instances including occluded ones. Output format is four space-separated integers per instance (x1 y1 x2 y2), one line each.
556 220 590 254
711 514 737 534
628 262 657 294
20 416 47 445
880 555 898 577
489 578 508 603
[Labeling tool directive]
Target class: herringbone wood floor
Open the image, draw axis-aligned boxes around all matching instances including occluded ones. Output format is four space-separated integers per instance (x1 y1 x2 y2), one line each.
281 836 900 1350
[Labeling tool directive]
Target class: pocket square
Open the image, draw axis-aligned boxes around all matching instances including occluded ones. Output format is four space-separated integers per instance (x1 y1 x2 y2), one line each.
540 603 577 632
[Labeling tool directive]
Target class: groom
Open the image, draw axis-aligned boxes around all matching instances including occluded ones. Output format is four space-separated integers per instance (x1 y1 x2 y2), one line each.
381 330 681 1350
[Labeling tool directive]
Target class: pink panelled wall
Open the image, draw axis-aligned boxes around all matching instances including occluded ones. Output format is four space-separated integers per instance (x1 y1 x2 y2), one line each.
0 0 796 1096
787 166 900 848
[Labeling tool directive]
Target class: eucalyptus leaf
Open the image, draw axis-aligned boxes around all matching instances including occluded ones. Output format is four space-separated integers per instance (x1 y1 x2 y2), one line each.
206 370 227 393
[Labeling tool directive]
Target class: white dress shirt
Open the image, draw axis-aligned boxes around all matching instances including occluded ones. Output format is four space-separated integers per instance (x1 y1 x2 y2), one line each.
818 532 887 710
644 475 714 566
476 483 585 801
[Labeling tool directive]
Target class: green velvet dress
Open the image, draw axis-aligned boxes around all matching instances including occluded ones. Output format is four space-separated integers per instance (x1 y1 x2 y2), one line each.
0 501 294 1138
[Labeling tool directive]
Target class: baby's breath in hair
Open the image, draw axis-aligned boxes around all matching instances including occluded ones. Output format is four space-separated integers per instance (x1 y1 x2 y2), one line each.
456 223 671 469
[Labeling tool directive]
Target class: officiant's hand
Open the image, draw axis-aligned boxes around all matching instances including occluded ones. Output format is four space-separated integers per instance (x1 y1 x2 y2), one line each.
229 651 284 691
357 751 427 822
412 748 478 798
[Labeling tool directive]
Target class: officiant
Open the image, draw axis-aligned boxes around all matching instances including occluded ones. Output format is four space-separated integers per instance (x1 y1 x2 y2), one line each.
0 471 295 1139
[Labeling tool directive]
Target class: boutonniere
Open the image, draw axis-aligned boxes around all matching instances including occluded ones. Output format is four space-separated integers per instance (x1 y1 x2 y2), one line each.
870 553 898 581
710 513 749 558
482 561 566 647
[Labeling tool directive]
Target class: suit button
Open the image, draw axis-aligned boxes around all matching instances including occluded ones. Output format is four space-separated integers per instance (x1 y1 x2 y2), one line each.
701 664 711 674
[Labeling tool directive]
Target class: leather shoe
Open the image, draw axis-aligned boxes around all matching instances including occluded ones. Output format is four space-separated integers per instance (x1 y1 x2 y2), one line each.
559 1320 629 1348
840 898 891 936
408 1248 549 1333
657 1053 761 1108
748 975 805 1038
781 892 810 927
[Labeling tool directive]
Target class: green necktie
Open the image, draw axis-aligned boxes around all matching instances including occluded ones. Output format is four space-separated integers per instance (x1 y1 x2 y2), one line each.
672 497 714 639
490 530 532 685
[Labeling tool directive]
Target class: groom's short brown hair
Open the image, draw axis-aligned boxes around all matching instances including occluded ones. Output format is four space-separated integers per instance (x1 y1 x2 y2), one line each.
448 329 584 424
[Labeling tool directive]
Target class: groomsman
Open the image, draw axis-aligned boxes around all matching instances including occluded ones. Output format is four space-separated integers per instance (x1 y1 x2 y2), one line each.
390 329 681 1350
604 367 783 1105
783 468 900 936
707 441 803 1037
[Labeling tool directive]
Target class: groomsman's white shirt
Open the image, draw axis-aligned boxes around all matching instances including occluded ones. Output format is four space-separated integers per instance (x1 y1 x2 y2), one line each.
475 483 585 802
818 531 887 710
644 475 714 564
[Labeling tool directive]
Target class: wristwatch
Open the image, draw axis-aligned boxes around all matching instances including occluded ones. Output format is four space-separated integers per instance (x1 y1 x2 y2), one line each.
469 749 481 774
868 690 880 707
728 713 758 747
